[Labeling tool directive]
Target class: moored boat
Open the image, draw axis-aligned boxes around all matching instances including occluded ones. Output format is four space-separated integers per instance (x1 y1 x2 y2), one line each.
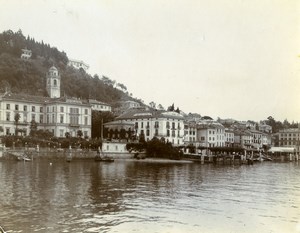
16 154 31 162
94 150 114 162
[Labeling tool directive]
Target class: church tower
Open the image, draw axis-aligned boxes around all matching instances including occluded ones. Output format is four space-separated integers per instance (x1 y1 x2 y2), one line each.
46 66 61 98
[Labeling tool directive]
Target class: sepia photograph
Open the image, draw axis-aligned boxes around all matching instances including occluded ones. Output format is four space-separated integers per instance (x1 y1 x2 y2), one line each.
0 0 299 232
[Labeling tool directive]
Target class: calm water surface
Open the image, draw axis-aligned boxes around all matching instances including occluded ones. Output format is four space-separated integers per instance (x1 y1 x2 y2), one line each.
0 159 299 233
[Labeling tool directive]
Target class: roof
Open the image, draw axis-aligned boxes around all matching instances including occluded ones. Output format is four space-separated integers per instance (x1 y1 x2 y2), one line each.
88 99 111 106
116 109 184 120
0 92 90 106
49 66 58 71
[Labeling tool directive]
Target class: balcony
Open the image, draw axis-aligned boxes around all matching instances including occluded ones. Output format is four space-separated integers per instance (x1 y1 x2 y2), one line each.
69 123 80 127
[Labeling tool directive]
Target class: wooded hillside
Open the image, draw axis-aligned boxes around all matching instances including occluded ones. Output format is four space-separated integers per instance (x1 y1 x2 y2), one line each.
0 29 132 105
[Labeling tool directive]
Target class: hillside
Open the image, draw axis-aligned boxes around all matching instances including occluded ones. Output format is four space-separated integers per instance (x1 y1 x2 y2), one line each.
0 29 133 106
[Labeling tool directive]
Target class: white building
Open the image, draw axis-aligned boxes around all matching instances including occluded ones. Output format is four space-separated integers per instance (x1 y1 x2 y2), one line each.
68 59 89 71
114 109 185 146
197 121 225 148
89 99 112 112
21 48 32 60
225 128 235 147
0 66 92 138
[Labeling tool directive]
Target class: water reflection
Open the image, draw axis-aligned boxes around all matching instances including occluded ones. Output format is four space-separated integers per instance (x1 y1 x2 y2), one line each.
0 160 299 233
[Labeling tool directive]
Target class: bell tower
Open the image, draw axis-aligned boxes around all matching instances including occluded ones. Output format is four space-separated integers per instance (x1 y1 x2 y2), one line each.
46 66 61 98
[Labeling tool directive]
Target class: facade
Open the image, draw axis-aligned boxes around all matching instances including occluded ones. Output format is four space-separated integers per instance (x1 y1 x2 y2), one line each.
183 120 226 148
225 128 234 147
233 130 252 149
109 109 185 146
89 99 112 112
278 128 300 153
21 48 32 60
197 121 225 148
68 59 89 71
0 67 91 138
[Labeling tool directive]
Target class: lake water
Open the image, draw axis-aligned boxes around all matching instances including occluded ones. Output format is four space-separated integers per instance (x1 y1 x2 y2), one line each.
0 159 299 233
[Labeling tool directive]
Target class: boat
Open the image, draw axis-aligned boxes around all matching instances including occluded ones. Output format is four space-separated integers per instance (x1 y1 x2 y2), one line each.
94 150 114 162
16 153 31 162
94 156 114 162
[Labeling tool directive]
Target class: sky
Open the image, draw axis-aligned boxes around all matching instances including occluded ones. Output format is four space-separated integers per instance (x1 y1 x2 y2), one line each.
0 0 299 122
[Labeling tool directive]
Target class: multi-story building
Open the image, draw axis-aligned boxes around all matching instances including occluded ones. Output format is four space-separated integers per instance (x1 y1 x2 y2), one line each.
233 130 252 149
183 121 197 145
68 59 89 71
21 48 32 60
225 128 234 147
197 121 225 148
0 66 92 138
89 99 112 112
107 109 185 146
278 128 300 153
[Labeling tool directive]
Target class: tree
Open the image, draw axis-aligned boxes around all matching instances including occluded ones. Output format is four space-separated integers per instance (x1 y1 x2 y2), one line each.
29 119 37 136
14 113 20 135
77 130 83 138
167 103 175 111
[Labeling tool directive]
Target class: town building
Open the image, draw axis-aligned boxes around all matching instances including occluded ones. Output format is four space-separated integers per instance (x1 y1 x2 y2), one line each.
68 59 89 71
183 120 226 149
233 130 252 149
225 128 235 147
278 128 300 153
105 109 185 146
89 99 112 112
0 66 92 138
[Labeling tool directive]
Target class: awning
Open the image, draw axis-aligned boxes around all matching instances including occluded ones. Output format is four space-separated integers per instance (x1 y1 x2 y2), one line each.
268 147 295 153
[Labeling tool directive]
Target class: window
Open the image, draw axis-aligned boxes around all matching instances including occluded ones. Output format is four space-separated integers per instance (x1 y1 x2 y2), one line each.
167 129 170 137
40 107 43 113
84 116 88 125
15 104 19 110
6 128 10 135
54 79 57 86
60 107 64 112
52 114 55 123
146 129 150 136
40 115 43 123
6 104 10 110
60 129 64 137
141 122 144 128
172 130 175 137
32 114 36 122
24 105 27 111
32 106 35 112
85 109 88 115
6 112 10 121
60 115 64 123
